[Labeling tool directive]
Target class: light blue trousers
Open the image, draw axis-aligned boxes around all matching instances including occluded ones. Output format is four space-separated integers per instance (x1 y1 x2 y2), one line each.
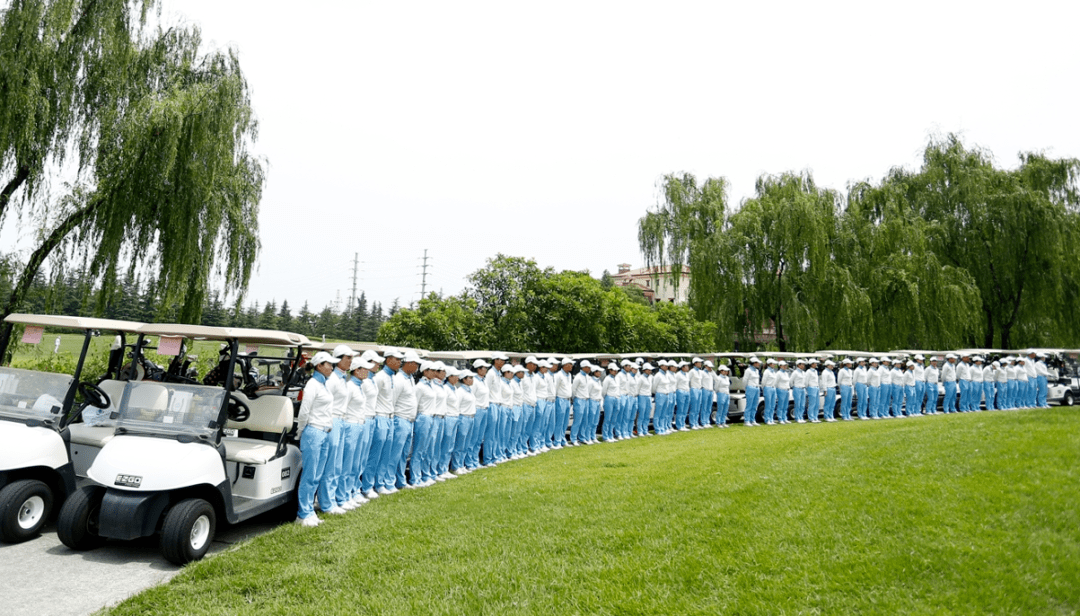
297 425 330 519
763 387 776 423
336 421 362 505
744 386 760 424
807 386 819 421
318 418 345 509
362 415 391 492
855 383 867 417
555 398 571 445
716 391 730 425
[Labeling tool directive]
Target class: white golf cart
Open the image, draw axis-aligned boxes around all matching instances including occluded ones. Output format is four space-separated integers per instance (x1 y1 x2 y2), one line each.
0 314 144 543
57 324 310 564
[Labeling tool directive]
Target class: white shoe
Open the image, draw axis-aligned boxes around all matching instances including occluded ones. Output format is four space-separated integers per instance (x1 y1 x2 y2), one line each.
435 475 446 482
297 515 321 527
377 487 394 495
327 506 348 515
442 473 457 480
365 489 379 499
404 483 419 489
350 496 368 506
340 501 357 511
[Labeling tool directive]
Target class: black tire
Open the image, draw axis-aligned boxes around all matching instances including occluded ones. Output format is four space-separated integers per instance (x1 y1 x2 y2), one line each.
0 480 53 543
1065 392 1075 407
57 486 106 550
160 499 216 565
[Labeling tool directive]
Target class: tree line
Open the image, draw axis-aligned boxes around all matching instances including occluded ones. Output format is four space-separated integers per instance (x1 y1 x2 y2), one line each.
0 257 389 342
376 255 717 353
638 135 1080 352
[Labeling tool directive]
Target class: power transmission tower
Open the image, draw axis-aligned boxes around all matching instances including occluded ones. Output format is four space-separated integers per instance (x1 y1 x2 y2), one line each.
419 249 430 298
349 252 359 310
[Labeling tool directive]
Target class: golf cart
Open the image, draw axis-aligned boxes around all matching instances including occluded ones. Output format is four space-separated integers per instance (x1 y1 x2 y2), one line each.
57 324 310 564
0 314 144 543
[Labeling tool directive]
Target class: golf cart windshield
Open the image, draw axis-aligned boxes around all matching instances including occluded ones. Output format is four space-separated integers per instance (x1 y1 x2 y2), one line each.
0 367 73 423
112 382 225 439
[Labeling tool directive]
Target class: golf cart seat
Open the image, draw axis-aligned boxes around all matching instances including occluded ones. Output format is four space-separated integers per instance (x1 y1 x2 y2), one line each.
69 379 128 447
223 395 292 465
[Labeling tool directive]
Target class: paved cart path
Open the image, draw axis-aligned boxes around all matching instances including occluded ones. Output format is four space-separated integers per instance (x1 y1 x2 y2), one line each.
0 514 281 616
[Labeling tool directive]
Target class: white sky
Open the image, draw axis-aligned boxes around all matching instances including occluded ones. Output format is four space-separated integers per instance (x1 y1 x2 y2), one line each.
6 0 1080 314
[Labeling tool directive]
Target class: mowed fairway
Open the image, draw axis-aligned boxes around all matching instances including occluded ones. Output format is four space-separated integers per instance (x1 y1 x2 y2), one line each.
107 410 1079 615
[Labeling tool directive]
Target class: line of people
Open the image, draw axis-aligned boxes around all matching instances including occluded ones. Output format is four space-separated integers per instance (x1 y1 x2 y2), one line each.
740 351 1052 425
293 348 1053 525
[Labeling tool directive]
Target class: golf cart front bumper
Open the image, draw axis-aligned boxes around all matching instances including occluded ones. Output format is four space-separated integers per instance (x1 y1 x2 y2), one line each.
99 489 170 540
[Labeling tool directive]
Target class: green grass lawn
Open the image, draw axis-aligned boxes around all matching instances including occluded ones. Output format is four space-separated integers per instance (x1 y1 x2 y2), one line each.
106 410 1079 615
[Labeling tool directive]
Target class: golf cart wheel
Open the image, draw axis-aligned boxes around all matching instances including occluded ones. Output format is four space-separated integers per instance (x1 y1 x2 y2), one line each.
1065 392 1075 407
57 486 106 550
0 480 53 543
161 499 216 565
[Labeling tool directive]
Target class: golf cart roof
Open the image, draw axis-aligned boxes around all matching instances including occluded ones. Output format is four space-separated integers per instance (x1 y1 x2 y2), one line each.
4 313 145 333
426 350 513 361
304 341 388 353
138 323 310 346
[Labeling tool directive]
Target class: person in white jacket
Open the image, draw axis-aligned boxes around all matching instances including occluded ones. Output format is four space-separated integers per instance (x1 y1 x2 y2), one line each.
820 360 838 421
296 352 337 527
924 357 940 414
714 364 731 427
743 358 762 426
806 358 821 422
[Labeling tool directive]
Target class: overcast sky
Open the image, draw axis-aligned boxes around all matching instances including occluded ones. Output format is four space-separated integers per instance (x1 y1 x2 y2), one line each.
9 1 1080 315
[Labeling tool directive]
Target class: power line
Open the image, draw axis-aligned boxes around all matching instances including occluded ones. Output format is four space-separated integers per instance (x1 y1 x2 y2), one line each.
349 252 359 310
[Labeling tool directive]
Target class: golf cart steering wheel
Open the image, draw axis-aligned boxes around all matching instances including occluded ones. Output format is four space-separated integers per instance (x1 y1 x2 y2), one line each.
79 382 111 409
227 394 251 423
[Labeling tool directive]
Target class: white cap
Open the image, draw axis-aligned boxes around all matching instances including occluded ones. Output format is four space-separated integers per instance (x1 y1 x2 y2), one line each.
383 348 404 359
945 353 956 360
705 360 714 367
491 351 509 361
473 358 491 368
561 357 574 365
906 360 915 367
580 360 592 369
525 355 538 365
692 357 703 364
881 357 892 363
719 364 730 372
547 356 558 365
419 361 434 372
445 367 459 378
766 358 777 365
796 358 806 365
643 363 654 370
842 358 852 364
351 358 374 371
310 351 335 366
870 358 879 364
778 360 788 366
914 354 925 360
809 358 819 364
332 344 356 358
513 364 525 374
500 364 514 373
749 356 761 363
619 359 631 366
973 356 983 362
461 370 475 379
991 361 1000 367
402 350 421 364
434 361 447 371
825 360 836 366
360 350 384 363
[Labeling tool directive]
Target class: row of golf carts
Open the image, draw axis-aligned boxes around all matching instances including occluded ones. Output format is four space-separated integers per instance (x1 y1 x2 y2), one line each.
0 315 312 564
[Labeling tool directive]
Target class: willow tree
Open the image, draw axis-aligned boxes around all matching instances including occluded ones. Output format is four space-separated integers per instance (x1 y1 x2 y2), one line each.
897 136 1080 348
0 1 264 359
638 173 728 339
844 173 981 350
